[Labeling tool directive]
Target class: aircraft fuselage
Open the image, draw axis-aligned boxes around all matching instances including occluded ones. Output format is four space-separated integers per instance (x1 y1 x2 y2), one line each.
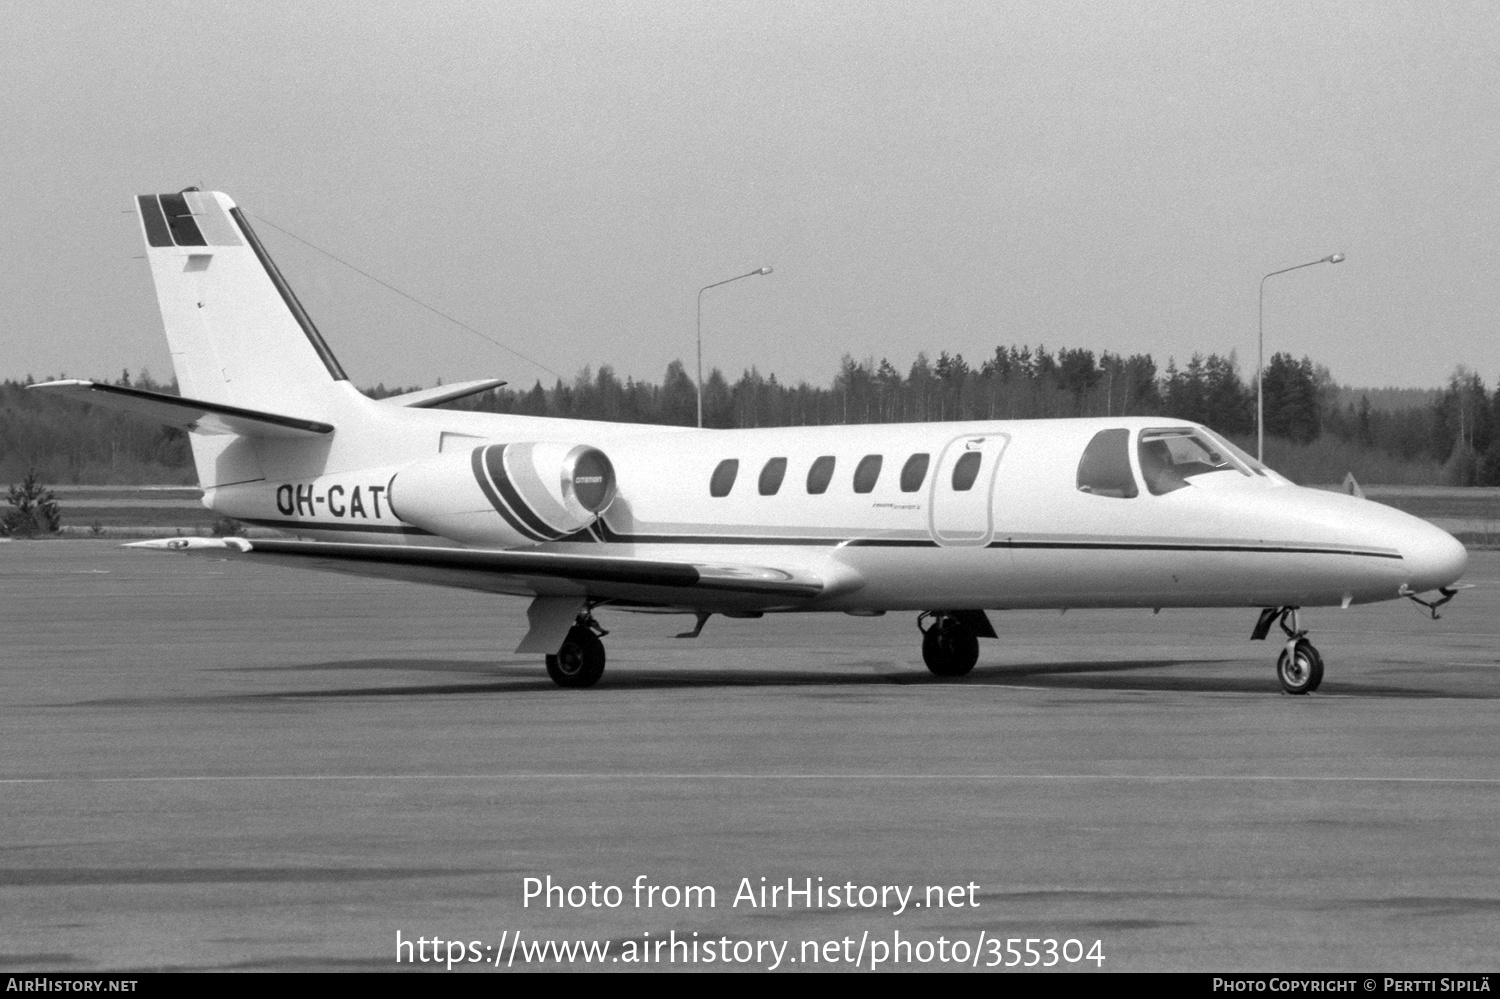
198 392 1465 615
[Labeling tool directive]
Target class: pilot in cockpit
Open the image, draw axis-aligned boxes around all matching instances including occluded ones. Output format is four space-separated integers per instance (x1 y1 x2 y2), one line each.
1137 437 1185 495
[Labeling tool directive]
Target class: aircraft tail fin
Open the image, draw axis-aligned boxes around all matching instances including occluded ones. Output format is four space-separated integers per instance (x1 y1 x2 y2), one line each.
135 190 348 417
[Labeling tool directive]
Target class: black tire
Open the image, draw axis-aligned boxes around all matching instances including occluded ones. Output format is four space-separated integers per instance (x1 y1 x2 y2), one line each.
1303 642 1324 693
922 621 979 678
1276 638 1323 695
545 626 606 688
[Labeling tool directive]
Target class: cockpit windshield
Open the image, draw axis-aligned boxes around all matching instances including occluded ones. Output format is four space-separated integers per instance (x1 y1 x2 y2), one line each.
1137 427 1251 495
1198 429 1273 478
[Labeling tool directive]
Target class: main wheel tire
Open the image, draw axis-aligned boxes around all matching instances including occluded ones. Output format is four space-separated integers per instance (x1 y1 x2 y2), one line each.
1276 638 1323 695
546 626 606 688
922 621 979 678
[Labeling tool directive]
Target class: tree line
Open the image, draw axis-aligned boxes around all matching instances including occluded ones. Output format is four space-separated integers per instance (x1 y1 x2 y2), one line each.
4 346 1499 485
1 369 192 485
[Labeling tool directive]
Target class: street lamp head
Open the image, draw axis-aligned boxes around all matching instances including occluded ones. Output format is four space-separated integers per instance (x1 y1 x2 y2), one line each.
1325 253 1346 264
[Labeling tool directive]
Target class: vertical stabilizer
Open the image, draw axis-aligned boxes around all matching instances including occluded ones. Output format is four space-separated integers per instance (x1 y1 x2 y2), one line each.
136 190 347 417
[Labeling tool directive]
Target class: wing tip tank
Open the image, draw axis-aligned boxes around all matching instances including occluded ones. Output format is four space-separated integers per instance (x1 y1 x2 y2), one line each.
125 537 252 553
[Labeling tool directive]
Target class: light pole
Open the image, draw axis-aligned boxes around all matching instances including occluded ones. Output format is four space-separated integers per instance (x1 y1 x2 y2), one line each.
697 266 772 428
1258 253 1345 461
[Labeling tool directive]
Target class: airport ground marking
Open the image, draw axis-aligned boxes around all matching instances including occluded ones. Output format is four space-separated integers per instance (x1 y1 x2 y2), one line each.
0 773 1497 786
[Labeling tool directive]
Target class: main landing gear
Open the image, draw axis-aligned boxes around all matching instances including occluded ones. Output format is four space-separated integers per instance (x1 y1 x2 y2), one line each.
1252 607 1323 695
918 611 981 678
545 614 608 689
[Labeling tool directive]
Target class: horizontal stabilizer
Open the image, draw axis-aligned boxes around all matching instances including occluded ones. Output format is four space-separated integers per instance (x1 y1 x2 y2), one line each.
379 378 508 409
29 380 333 438
125 536 852 609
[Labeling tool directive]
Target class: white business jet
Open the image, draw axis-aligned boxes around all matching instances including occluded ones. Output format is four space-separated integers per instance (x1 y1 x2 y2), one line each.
32 190 1468 692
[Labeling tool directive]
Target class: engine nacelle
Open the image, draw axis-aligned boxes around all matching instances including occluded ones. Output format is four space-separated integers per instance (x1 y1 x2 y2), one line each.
389 442 616 546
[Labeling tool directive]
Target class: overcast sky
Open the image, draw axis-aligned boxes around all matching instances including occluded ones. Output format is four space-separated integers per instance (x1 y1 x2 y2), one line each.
4 1 1497 393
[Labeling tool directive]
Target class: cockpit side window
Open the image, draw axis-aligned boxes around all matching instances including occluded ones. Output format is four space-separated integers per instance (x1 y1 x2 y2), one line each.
1138 428 1249 495
1076 429 1138 498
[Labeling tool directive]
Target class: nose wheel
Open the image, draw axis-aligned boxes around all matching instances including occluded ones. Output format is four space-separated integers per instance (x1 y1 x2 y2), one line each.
1276 637 1323 695
1254 607 1324 695
918 611 979 678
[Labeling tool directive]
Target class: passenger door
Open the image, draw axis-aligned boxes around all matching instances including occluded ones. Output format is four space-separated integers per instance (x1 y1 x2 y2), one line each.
928 434 1009 546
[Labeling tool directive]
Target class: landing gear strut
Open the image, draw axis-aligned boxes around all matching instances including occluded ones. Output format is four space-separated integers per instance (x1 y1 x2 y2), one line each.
1253 607 1323 695
918 611 980 678
545 614 608 689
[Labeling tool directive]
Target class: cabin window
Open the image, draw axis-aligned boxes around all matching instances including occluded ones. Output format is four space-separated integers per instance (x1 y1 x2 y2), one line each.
951 452 982 491
710 459 739 497
900 453 930 492
1076 429 1138 498
758 457 788 496
806 455 836 494
1138 428 1249 495
853 454 883 494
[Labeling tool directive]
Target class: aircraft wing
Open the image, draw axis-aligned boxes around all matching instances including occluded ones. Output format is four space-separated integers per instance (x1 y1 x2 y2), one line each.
28 380 332 438
126 537 855 611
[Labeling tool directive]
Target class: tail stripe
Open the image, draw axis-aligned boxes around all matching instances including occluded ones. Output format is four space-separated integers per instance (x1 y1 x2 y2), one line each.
183 191 242 246
137 196 173 248
157 192 207 246
227 206 349 382
470 446 550 543
485 446 568 540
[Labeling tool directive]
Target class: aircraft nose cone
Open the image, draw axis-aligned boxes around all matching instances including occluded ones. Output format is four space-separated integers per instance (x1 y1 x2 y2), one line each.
1402 520 1468 593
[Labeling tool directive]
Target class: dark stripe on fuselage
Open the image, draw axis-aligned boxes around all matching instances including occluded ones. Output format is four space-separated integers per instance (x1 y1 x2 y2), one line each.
484 445 567 540
240 517 1402 563
137 195 173 247
993 540 1404 559
227 207 349 382
470 446 549 542
590 517 844 546
846 539 940 548
578 519 1402 559
238 517 436 536
157 192 207 246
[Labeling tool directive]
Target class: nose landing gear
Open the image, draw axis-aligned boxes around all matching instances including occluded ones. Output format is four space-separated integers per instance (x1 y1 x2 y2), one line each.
918 611 980 678
1253 607 1323 695
1277 637 1323 695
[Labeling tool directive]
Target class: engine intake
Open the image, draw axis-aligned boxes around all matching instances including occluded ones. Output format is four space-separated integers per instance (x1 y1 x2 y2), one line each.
389 442 616 547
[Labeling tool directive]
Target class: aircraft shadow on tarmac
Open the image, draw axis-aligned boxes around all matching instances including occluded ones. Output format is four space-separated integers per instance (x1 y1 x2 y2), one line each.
211 655 1496 701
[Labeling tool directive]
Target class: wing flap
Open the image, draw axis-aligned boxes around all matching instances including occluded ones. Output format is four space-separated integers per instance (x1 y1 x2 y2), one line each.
28 380 333 438
125 537 848 609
